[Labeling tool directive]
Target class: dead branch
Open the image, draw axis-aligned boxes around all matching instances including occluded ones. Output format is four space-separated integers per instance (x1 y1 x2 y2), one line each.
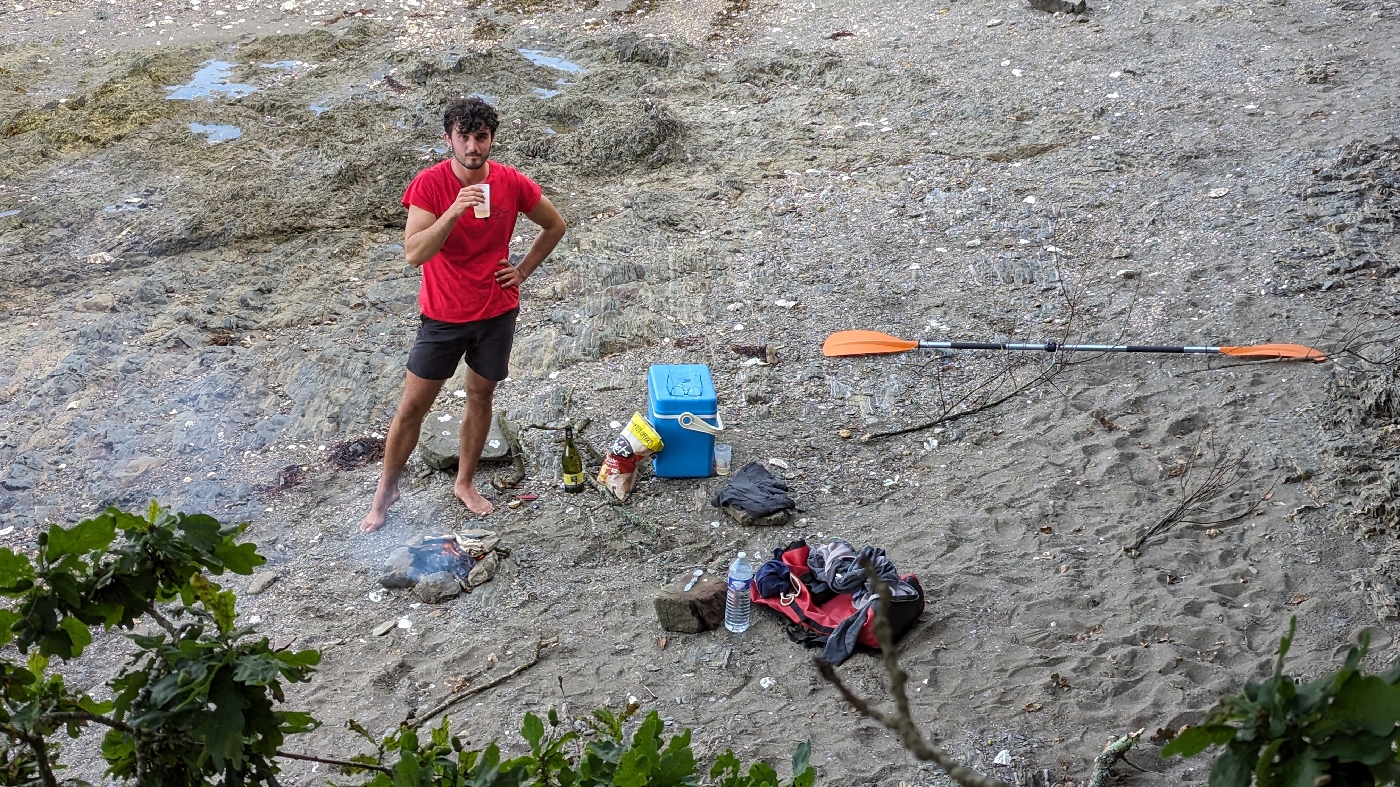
862 358 1063 442
412 637 557 727
1125 446 1256 556
1330 322 1400 368
275 749 392 775
500 417 601 490
521 416 591 432
863 262 1104 442
2 721 59 787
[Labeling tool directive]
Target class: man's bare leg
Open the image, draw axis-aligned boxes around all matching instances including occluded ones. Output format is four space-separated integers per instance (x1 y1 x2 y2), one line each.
453 368 498 516
361 371 445 533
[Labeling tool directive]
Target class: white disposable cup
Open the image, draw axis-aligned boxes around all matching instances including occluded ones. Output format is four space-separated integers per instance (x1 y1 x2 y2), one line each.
714 443 732 475
473 183 490 219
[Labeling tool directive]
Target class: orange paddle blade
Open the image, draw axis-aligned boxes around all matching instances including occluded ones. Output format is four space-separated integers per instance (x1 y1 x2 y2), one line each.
823 330 919 357
1219 343 1326 362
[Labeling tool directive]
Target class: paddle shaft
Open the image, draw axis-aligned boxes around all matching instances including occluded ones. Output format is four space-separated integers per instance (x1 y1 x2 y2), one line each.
922 341 1222 354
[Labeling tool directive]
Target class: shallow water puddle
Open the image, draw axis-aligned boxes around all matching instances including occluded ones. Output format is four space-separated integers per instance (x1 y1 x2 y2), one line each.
189 122 243 144
0 209 19 218
260 60 305 72
310 102 330 116
166 60 258 101
517 49 585 74
533 87 561 99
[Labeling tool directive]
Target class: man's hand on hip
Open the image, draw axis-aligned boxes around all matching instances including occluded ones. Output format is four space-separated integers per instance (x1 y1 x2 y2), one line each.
494 260 526 288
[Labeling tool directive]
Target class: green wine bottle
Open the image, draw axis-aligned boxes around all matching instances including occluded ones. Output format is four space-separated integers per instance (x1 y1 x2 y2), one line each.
562 424 585 493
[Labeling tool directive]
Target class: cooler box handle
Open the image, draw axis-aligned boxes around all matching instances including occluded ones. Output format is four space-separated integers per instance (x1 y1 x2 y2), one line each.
678 411 724 435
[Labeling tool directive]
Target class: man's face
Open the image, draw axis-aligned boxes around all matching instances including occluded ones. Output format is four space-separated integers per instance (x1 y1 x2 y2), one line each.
446 125 493 170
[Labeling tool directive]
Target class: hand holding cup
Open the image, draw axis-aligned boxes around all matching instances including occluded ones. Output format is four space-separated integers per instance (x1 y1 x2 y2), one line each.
449 184 489 219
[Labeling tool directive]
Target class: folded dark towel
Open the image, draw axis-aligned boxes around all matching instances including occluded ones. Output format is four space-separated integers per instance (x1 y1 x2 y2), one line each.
711 462 795 517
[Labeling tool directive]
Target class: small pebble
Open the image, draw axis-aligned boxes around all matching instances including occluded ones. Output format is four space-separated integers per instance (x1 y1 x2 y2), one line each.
839 429 853 438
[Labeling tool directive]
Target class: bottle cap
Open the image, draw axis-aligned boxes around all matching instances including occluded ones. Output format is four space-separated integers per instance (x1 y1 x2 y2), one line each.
737 551 746 558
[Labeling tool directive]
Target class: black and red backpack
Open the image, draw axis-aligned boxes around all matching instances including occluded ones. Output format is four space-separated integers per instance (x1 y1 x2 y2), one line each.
750 540 925 665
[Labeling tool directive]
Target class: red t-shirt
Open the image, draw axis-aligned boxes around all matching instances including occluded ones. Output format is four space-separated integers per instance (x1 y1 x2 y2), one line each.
401 160 543 323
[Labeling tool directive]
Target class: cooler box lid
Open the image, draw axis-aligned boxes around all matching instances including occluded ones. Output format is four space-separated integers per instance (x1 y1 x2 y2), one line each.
647 364 717 417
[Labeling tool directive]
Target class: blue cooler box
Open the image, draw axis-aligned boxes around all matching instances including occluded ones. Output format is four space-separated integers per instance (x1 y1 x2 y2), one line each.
647 364 723 478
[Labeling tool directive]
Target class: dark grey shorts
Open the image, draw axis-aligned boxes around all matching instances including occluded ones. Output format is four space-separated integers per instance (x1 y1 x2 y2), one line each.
406 308 518 382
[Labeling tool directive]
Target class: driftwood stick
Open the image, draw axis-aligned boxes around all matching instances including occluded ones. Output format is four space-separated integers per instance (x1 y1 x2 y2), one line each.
1087 731 1142 787
817 560 1143 787
814 559 1016 787
412 638 556 727
492 415 528 491
586 476 663 547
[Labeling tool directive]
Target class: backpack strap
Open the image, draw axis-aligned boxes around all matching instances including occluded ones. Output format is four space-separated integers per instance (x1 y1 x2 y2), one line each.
780 590 836 635
784 622 828 648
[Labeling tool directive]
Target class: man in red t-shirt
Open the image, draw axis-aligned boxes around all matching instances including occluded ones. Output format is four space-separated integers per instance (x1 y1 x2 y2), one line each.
361 96 566 532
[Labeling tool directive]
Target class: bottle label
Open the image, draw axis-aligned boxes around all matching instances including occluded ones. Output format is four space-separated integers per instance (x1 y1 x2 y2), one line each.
728 577 751 592
562 471 584 487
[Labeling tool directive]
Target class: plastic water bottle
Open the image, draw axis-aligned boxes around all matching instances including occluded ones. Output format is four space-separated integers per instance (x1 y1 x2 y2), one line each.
724 552 754 633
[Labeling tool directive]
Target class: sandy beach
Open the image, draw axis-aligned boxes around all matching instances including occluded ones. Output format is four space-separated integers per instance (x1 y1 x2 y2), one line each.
1 0 1399 782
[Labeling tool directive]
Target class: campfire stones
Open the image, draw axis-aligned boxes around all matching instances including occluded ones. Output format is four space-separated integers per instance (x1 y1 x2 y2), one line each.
418 411 513 471
415 571 462 604
378 530 504 600
468 550 500 586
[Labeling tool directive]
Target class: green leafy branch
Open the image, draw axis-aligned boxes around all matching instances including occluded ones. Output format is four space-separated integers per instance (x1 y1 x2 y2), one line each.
0 503 319 785
1163 616 1400 786
334 701 816 787
0 504 822 787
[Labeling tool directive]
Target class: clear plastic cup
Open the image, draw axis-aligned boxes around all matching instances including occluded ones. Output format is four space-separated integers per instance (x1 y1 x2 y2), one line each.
473 183 491 219
713 443 732 475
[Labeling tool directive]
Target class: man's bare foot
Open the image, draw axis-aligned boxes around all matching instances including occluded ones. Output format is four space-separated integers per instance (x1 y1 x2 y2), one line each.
454 481 495 516
360 484 401 533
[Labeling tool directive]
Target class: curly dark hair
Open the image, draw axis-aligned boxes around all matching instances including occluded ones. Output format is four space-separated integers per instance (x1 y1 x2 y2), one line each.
443 96 499 137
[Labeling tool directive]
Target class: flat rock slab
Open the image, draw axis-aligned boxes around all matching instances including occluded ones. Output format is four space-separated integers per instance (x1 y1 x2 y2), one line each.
246 571 278 595
419 411 512 471
1028 0 1087 13
722 505 793 528
655 572 726 633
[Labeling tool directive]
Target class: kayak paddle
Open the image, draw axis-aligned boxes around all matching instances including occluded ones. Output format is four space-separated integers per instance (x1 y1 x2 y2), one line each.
822 330 1326 362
